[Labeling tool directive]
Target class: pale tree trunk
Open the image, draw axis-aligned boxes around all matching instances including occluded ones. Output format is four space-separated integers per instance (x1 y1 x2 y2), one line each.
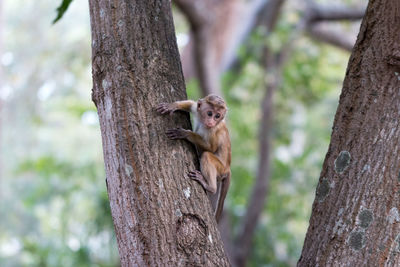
176 0 268 96
88 0 229 266
298 0 400 266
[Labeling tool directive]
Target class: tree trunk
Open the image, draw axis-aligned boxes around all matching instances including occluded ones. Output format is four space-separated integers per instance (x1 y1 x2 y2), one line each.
88 1 230 266
298 0 400 266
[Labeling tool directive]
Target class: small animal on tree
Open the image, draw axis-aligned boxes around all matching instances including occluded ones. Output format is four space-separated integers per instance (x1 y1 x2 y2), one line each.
156 94 231 223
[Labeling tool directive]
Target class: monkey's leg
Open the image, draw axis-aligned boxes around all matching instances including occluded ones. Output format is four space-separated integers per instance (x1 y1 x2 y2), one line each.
188 152 223 194
188 170 217 194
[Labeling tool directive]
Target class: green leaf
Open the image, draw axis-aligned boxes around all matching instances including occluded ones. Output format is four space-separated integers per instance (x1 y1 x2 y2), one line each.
52 0 74 24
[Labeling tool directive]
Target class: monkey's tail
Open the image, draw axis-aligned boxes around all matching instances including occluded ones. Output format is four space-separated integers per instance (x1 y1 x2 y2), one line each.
215 172 231 223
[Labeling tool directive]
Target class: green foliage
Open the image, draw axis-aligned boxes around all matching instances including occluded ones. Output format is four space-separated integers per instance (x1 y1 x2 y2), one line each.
18 156 74 178
53 0 74 24
185 79 202 100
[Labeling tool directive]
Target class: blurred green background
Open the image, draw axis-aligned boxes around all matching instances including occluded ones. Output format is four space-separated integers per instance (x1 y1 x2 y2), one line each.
0 0 352 266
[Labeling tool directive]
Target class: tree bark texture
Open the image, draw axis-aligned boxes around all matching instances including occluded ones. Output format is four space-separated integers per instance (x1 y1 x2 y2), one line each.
88 1 229 266
299 0 400 266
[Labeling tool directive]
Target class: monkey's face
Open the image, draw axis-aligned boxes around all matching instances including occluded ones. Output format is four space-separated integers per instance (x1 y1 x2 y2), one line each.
198 102 225 128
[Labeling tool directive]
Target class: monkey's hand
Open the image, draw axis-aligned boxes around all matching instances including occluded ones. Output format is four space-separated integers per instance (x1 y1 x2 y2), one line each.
156 103 177 115
166 128 190 140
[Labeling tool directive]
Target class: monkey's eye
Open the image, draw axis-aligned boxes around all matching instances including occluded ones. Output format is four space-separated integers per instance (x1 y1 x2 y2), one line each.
207 111 213 117
215 113 221 119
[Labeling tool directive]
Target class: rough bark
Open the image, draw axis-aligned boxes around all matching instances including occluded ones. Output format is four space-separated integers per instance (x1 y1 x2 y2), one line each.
88 1 229 266
298 0 400 266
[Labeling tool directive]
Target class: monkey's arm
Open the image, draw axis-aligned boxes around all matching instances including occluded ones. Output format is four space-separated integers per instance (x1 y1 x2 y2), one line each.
156 100 196 115
186 131 217 152
166 128 216 152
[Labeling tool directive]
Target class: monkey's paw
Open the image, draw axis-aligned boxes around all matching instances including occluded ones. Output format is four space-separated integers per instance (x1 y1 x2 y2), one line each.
166 128 188 139
156 103 176 115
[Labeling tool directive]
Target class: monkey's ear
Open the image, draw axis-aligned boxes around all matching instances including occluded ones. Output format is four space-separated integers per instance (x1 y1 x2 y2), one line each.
197 99 203 110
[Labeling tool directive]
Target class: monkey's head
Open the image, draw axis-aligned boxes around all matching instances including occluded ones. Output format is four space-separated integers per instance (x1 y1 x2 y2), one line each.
197 94 227 128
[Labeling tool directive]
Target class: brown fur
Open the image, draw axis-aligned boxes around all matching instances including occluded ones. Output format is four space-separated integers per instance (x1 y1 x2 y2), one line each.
156 94 231 223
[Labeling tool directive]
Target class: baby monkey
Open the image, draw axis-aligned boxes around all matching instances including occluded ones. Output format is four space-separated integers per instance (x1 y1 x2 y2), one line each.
157 94 231 223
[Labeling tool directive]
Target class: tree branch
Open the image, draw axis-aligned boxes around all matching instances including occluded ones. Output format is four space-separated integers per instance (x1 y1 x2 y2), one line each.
307 22 356 52
175 0 220 95
176 0 269 96
308 3 366 22
174 0 211 30
305 2 366 51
